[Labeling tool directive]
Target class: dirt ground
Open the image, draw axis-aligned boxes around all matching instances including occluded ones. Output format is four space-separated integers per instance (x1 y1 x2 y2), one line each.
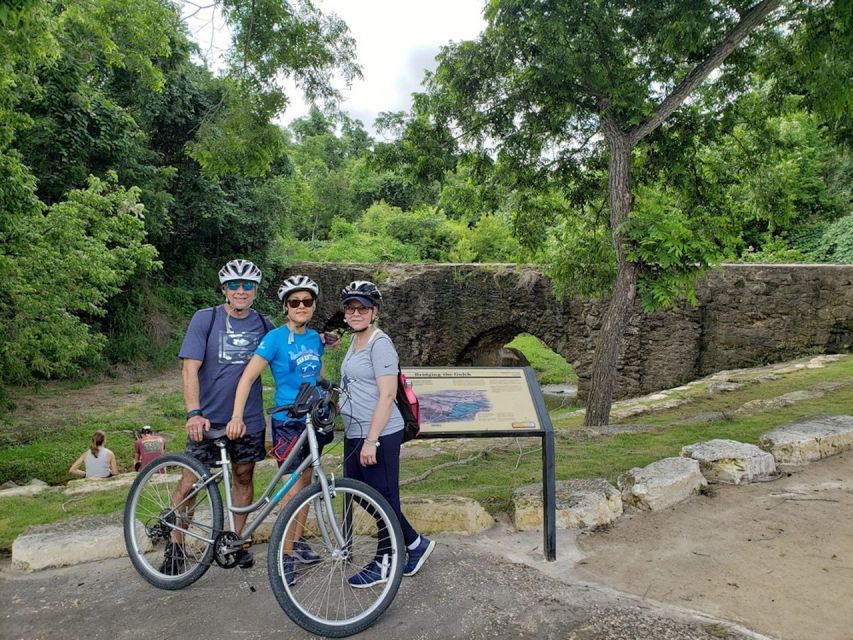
6 366 181 428
572 450 853 640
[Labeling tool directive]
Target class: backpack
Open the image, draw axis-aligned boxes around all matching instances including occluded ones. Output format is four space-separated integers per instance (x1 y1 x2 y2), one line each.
368 336 420 442
396 368 420 442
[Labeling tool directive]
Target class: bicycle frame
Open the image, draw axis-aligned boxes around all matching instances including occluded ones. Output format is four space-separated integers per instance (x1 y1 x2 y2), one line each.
168 416 347 553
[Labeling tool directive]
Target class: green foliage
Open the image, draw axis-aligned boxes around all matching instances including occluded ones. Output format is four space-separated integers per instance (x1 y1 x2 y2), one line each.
626 184 735 310
451 215 521 263
757 0 853 141
816 214 853 263
0 174 159 384
2 0 848 398
321 232 420 263
424 0 842 318
187 81 288 178
220 0 360 105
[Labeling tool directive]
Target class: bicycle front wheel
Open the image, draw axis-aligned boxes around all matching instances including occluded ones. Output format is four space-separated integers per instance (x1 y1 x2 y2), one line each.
268 478 405 637
123 453 223 590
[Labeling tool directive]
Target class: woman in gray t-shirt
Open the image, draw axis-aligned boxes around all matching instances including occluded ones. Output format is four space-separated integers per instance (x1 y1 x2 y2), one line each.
338 280 436 588
69 430 118 478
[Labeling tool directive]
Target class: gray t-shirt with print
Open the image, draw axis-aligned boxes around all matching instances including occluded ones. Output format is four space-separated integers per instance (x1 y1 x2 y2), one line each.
340 330 404 439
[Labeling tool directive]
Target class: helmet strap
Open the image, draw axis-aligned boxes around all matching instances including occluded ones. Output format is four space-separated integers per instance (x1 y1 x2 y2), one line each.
223 300 250 319
287 317 307 330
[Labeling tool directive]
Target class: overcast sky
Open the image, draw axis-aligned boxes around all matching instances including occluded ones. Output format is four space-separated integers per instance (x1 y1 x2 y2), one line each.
182 0 486 134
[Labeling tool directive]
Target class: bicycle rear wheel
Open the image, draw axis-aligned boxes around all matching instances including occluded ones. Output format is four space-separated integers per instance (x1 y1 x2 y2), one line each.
123 453 223 590
267 478 405 637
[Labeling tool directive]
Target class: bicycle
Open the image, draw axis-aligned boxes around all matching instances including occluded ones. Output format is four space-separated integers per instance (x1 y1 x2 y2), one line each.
123 381 406 637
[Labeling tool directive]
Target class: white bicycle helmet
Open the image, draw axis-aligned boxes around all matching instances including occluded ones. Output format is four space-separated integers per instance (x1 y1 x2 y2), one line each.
218 259 262 284
278 275 319 301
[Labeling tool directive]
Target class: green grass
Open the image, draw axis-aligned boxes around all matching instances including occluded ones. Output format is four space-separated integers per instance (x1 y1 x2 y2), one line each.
1 353 850 553
0 388 189 486
506 333 578 384
0 488 129 551
397 356 853 512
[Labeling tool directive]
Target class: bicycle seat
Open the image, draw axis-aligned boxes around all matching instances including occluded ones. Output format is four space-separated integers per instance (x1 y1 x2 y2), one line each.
203 427 228 441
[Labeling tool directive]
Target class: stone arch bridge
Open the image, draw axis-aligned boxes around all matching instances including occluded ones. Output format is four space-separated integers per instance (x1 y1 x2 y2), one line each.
271 263 853 401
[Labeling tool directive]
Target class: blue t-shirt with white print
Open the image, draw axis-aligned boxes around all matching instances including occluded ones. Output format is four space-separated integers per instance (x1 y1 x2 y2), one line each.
255 325 325 421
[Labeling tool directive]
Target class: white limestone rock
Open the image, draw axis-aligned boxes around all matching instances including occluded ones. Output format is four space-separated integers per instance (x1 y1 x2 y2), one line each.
681 439 776 484
12 515 129 571
0 478 52 499
618 457 707 511
759 415 853 464
403 496 495 535
63 472 138 496
252 495 494 542
510 479 622 531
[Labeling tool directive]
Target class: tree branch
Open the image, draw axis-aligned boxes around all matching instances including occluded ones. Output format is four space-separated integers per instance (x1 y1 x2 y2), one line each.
629 0 784 145
400 451 485 486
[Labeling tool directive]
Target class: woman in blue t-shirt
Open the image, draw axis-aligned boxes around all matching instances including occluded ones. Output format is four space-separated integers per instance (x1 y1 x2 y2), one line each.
229 274 337 584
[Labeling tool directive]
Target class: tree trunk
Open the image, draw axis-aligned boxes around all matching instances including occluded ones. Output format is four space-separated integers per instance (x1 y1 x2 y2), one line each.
582 0 783 426
584 119 636 427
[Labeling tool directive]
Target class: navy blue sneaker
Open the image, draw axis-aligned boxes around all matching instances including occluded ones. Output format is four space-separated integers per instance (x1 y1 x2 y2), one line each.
281 554 296 586
403 536 435 576
293 537 321 565
348 555 390 589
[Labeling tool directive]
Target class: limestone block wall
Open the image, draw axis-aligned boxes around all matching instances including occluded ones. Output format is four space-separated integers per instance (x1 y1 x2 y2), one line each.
695 264 853 374
274 263 853 401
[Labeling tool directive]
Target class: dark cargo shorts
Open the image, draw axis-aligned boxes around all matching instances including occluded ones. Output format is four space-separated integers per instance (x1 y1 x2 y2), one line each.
185 426 266 467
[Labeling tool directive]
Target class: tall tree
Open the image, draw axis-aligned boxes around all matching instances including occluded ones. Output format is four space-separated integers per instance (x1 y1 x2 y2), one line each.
428 0 794 425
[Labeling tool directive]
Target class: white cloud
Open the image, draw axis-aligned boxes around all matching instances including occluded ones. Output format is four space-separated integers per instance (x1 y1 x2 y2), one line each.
180 0 486 133
287 0 486 130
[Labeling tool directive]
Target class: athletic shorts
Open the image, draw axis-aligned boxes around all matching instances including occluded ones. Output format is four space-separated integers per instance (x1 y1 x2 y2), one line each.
185 426 266 467
271 419 334 473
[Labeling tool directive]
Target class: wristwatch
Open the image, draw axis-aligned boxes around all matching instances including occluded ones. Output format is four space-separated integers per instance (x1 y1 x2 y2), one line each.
364 438 380 447
186 409 202 419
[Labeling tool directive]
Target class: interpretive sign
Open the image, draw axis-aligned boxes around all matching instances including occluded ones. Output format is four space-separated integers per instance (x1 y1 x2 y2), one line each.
400 366 557 560
403 367 543 435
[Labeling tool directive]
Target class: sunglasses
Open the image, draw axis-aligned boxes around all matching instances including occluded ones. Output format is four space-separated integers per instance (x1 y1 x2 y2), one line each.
344 305 372 315
286 298 314 308
225 281 256 291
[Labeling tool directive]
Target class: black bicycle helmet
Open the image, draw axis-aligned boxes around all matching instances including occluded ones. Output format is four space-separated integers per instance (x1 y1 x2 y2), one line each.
340 280 382 307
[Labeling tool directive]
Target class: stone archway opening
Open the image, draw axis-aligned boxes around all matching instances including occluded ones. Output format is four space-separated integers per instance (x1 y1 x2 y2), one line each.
458 328 578 412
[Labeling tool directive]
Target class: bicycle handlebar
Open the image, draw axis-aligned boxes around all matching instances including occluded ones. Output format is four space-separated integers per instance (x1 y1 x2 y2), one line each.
267 380 340 423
